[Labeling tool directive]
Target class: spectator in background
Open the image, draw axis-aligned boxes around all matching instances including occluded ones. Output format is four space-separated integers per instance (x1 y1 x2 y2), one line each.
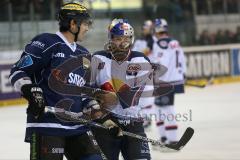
156 0 174 23
224 29 235 43
198 27 240 45
198 30 211 45
171 0 183 23
180 0 193 21
234 26 240 42
208 32 216 45
0 0 9 21
227 0 238 13
215 29 228 44
212 0 224 14
32 0 42 13
196 0 208 15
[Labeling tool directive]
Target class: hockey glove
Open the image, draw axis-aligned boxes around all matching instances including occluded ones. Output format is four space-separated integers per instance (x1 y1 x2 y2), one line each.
103 119 123 137
21 84 45 119
82 99 105 120
94 90 118 110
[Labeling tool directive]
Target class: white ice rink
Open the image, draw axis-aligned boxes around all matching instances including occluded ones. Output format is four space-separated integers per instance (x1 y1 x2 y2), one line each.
0 82 240 160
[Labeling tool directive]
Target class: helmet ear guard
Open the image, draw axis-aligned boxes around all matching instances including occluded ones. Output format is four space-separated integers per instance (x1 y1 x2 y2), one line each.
58 14 71 31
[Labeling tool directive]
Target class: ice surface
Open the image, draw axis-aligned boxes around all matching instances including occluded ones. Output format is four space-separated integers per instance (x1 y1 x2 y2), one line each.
1 83 240 160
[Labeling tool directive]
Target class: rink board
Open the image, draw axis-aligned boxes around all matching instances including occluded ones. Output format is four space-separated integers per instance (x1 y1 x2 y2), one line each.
1 44 240 106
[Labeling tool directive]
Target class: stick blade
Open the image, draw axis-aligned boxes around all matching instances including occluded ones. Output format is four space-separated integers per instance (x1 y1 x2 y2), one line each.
185 83 206 88
166 127 194 151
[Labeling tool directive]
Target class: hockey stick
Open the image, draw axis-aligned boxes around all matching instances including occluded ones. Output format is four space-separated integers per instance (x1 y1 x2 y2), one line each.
44 106 108 160
85 130 108 160
185 82 207 88
185 76 214 88
45 106 194 152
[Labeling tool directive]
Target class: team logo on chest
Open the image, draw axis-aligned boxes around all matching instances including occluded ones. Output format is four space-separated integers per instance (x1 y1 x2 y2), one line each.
53 52 65 58
126 64 141 75
68 72 86 87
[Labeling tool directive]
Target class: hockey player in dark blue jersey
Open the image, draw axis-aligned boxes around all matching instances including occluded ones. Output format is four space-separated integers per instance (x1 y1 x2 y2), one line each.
90 19 152 160
9 2 107 160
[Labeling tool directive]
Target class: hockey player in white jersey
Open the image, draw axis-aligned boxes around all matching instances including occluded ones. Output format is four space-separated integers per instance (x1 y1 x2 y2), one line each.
90 19 152 160
150 18 186 147
132 20 154 56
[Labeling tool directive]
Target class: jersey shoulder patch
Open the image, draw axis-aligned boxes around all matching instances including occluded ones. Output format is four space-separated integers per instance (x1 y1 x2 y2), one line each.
16 55 33 69
26 33 61 53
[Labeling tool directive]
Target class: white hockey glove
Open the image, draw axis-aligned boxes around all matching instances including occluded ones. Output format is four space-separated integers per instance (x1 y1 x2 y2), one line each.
82 99 105 120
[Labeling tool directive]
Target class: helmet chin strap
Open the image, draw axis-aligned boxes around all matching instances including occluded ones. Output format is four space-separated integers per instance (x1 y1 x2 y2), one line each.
69 26 80 42
104 39 132 62
111 49 131 63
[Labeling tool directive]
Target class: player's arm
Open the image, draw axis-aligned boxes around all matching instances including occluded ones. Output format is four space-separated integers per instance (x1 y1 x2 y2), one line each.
94 114 123 137
9 35 52 118
179 47 187 75
171 40 186 80
10 35 52 91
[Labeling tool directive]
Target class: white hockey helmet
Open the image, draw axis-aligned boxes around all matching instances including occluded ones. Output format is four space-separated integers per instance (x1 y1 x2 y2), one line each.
154 18 168 33
143 20 153 30
108 18 135 44
105 19 134 61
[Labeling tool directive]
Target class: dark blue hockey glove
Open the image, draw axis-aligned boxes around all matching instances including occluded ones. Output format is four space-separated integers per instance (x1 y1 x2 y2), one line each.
21 84 45 119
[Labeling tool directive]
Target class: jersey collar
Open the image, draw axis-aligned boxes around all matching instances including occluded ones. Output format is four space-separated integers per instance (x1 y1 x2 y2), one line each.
56 31 77 52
